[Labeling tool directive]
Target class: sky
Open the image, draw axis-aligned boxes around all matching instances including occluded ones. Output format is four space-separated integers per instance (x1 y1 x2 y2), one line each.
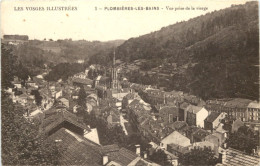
1 0 255 41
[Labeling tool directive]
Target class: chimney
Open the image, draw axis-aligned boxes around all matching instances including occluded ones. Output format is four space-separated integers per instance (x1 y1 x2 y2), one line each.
103 155 108 165
221 150 227 164
135 144 141 156
223 143 227 149
143 151 147 159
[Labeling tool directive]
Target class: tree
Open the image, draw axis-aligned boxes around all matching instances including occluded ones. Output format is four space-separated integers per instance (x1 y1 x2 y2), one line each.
31 90 43 106
179 148 218 166
2 93 61 165
149 149 171 166
77 87 87 116
1 43 16 89
226 125 259 154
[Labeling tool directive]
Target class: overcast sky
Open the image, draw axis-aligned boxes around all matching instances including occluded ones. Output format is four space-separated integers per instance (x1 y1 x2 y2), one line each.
1 0 253 41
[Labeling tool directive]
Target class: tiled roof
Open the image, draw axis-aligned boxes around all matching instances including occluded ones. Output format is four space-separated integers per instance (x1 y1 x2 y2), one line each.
41 109 88 135
159 106 179 117
222 148 260 166
205 112 221 123
169 121 188 130
225 98 252 108
106 147 138 165
47 128 102 165
192 128 210 140
102 144 120 154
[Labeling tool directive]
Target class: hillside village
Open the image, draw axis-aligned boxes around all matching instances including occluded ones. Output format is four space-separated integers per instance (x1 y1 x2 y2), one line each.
2 1 260 166
3 46 260 165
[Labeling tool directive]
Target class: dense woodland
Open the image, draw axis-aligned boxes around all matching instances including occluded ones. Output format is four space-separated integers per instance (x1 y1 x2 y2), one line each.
9 39 124 68
44 63 86 82
2 44 61 165
116 2 258 100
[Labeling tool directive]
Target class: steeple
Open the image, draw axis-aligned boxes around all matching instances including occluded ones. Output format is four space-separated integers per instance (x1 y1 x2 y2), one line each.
111 48 118 89
113 48 116 67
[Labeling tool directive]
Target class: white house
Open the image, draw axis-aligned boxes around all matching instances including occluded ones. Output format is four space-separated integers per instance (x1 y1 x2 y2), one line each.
84 128 100 145
185 105 209 128
55 90 63 99
160 131 191 150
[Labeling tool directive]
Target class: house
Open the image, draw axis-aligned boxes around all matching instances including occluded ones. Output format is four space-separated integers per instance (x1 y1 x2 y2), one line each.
157 105 179 123
204 112 227 131
84 128 100 145
163 149 179 166
72 77 93 87
247 101 260 122
205 131 227 148
13 81 22 89
102 144 159 166
167 143 190 157
47 127 103 165
41 108 91 136
206 98 253 122
107 109 120 127
15 93 28 106
191 128 210 143
185 105 209 128
26 77 37 88
188 141 218 156
179 102 189 121
73 72 87 79
59 97 69 108
122 92 140 109
23 106 43 122
55 90 63 99
168 121 188 134
160 131 191 150
219 148 260 166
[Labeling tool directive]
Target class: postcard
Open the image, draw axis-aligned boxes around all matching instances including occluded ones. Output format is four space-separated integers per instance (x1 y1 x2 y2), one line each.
1 0 259 165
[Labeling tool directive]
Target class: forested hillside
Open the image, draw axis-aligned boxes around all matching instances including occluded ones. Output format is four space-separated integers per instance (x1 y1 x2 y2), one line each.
9 39 124 68
114 2 259 100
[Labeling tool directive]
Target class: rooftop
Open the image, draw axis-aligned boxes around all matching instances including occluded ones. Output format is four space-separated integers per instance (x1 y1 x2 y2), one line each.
205 112 221 123
47 128 102 166
186 105 203 114
222 148 260 166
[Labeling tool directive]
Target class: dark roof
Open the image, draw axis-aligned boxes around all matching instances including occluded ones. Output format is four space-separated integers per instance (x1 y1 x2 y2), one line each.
225 98 252 108
106 147 137 165
47 128 102 166
186 105 203 114
159 106 179 117
168 143 190 154
102 144 120 154
180 102 190 110
192 128 210 140
169 121 188 130
72 78 93 85
205 112 221 123
41 109 89 134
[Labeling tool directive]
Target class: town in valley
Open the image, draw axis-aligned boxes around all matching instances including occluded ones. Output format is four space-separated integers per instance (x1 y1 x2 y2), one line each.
1 1 259 166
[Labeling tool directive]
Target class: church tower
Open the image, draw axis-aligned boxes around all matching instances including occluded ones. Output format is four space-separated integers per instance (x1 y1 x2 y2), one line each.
111 49 118 90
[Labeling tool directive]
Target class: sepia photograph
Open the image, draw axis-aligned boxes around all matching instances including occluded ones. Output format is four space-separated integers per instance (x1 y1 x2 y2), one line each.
1 0 259 165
